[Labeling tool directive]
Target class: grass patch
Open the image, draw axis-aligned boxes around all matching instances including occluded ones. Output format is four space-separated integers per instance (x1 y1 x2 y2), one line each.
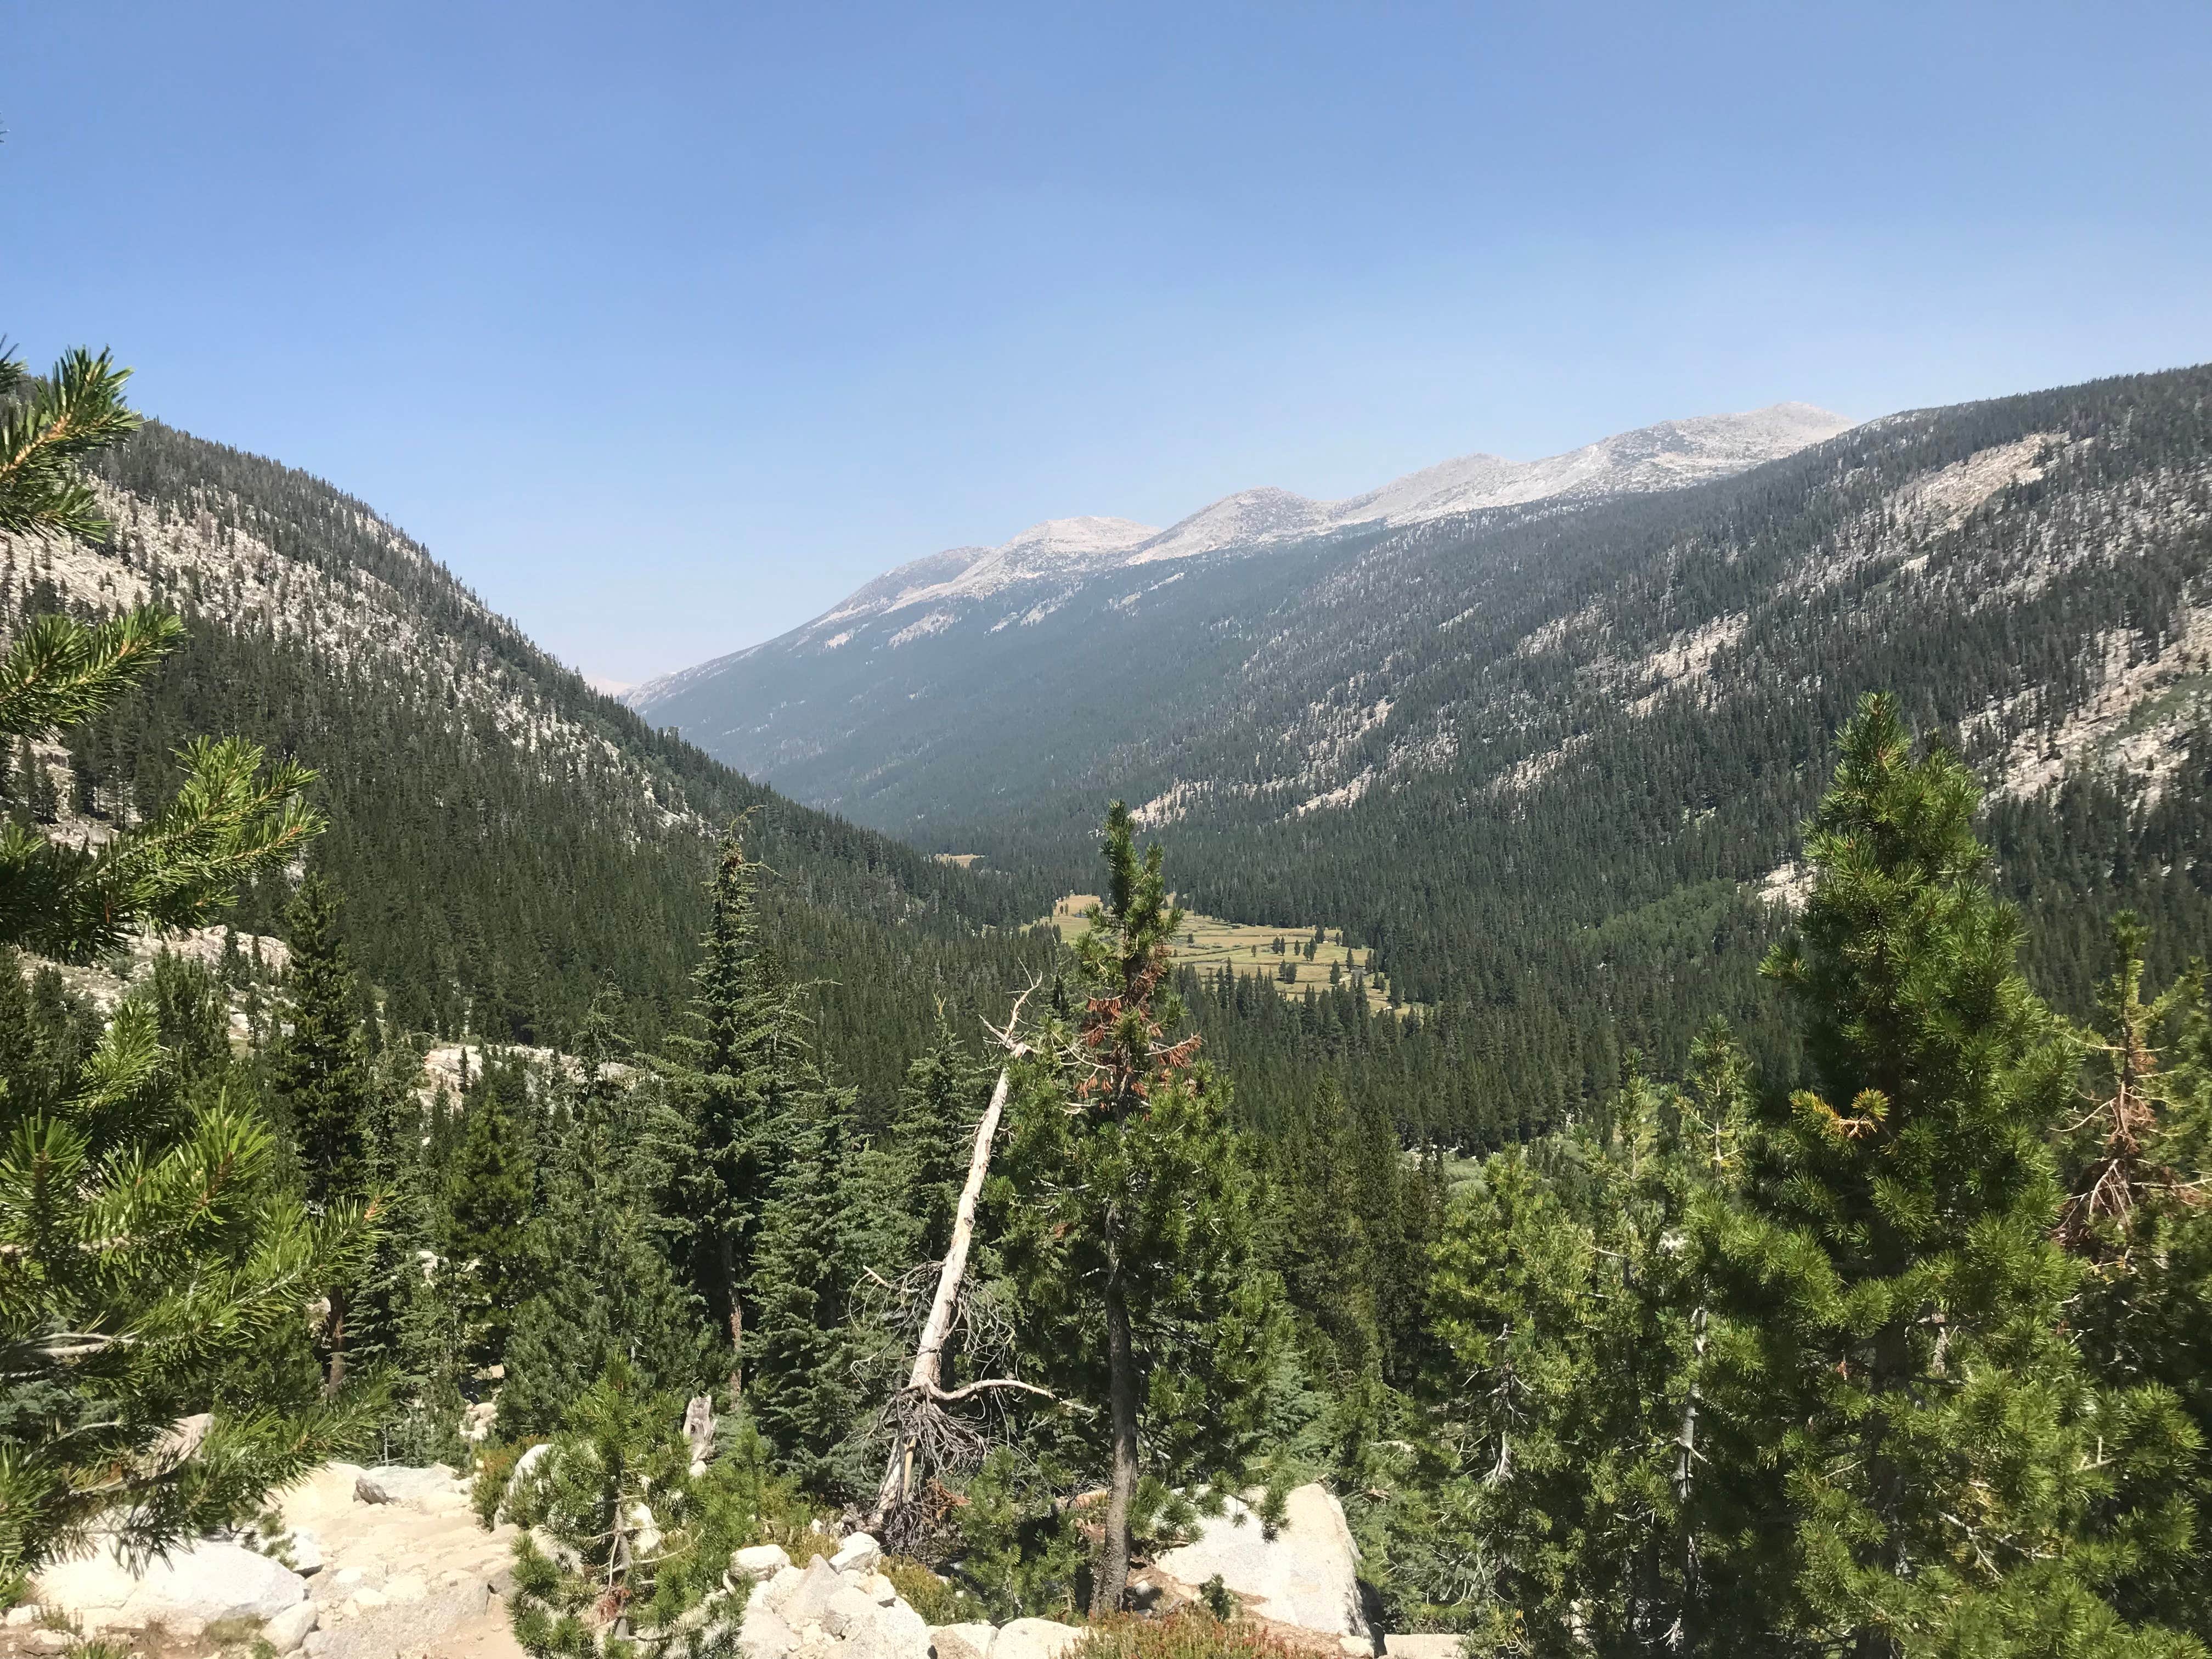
1045 896 1400 1014
884 1554 984 1624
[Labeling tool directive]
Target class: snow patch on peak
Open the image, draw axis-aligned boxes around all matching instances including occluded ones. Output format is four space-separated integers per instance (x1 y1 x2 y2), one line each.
1130 488 1334 565
818 517 1161 626
995 515 1160 564
820 546 990 626
782 404 1853 634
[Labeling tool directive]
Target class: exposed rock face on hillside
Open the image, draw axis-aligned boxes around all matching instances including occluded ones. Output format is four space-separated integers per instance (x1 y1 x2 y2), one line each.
0 475 688 848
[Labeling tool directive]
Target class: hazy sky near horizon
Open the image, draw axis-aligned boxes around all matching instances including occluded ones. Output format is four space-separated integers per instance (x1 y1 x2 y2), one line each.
5 2 2211 683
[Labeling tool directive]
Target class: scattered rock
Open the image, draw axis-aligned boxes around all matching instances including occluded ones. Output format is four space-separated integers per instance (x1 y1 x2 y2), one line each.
26 1630 71 1654
830 1532 883 1577
740 1551 932 1659
742 1602 799 1659
1152 1484 1368 1637
930 1621 998 1659
778 1557 854 1628
36 1537 309 1634
265 1596 321 1654
2 1606 37 1628
991 1618 1087 1659
354 1474 392 1505
732 1543 794 1583
279 1458 524 1659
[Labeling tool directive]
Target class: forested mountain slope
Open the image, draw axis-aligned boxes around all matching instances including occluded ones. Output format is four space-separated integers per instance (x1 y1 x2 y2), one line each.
633 403 1848 815
641 365 2212 1137
0 420 1055 1095
1098 364 2212 1004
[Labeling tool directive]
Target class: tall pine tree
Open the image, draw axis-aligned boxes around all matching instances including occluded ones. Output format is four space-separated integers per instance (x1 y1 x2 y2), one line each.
668 830 782 1404
270 871 370 1205
1694 693 2200 1657
998 803 1285 1615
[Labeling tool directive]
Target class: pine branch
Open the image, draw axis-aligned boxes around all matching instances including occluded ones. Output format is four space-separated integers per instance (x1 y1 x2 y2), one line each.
0 346 143 541
0 608 187 741
0 735 324 962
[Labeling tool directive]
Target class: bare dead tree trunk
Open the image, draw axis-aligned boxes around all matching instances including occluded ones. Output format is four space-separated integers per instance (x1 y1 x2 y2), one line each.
1091 1262 1139 1619
870 1068 1012 1523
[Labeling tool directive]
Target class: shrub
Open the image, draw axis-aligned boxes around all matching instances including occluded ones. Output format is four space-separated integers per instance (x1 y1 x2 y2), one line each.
1071 1613 1313 1659
883 1555 982 1626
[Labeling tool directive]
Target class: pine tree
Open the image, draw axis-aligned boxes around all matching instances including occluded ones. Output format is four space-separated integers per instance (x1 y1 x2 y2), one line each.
895 1010 989 1271
500 1008 715 1440
270 872 370 1206
998 803 1285 1615
2063 922 2212 1641
507 1357 692 1656
1694 693 2200 1656
667 830 781 1402
747 1071 864 1487
506 1355 797 1657
440 1056 538 1376
1277 1075 1381 1387
0 606 320 962
0 345 371 1590
142 950 234 1093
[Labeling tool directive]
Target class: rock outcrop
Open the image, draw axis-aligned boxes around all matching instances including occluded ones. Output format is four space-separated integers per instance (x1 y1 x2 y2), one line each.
1148 1485 1367 1638
23 1469 1431 1659
739 1539 933 1659
35 1538 309 1639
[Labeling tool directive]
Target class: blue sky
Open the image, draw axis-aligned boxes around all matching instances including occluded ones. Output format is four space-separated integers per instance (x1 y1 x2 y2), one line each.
5 2 2210 684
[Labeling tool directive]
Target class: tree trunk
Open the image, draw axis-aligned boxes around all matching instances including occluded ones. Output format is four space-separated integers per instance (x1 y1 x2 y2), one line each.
1668 1304 1707 1653
872 1068 1011 1521
1091 1265 1139 1619
723 1232 743 1406
321 1290 348 1398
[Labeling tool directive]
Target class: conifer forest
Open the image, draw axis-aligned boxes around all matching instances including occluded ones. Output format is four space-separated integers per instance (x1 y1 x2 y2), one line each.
9 289 2212 1659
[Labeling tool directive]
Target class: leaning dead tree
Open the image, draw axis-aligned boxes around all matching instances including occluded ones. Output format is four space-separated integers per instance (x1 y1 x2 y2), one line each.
868 992 1054 1535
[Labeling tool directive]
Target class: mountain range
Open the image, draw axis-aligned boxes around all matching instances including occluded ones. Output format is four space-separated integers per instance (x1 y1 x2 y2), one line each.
636 400 1852 693
628 365 2212 1082
11 363 2211 1139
